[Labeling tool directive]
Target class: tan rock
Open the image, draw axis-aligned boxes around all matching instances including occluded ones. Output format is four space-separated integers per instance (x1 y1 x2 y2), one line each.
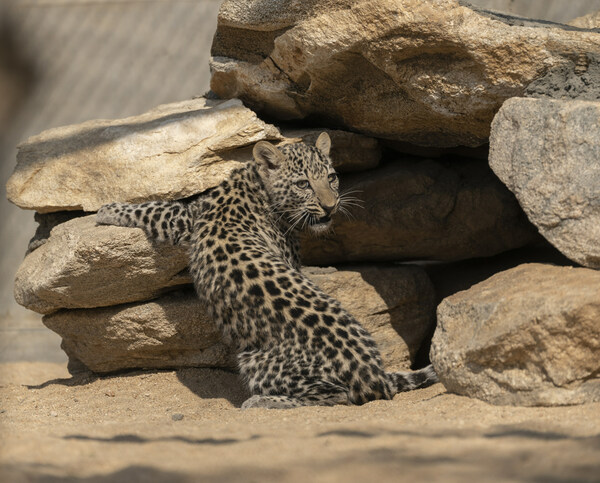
7 97 281 213
43 289 234 374
14 215 190 314
301 158 539 264
489 98 600 268
304 265 435 371
431 263 600 406
43 265 435 373
569 10 600 28
210 0 600 147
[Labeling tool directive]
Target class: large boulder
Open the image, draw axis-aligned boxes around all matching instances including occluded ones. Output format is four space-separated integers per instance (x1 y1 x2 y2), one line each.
210 0 600 147
44 265 435 373
431 263 600 406
302 158 539 264
304 265 435 371
489 98 600 269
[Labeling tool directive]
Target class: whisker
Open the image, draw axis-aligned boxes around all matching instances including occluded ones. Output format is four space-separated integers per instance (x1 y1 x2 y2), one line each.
339 188 364 197
339 201 364 210
338 195 364 204
337 206 355 220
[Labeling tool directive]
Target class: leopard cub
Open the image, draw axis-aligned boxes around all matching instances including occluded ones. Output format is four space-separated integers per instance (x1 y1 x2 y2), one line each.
97 132 438 408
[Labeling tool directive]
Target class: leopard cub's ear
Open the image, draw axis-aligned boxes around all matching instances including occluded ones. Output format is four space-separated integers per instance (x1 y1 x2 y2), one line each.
315 132 331 156
253 141 285 170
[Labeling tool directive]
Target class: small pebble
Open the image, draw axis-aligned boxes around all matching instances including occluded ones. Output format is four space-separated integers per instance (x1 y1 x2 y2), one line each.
171 413 184 421
50 411 58 417
105 390 115 397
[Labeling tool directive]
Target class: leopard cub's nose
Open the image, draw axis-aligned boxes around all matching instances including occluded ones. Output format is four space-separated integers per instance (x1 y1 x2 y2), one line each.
321 202 336 216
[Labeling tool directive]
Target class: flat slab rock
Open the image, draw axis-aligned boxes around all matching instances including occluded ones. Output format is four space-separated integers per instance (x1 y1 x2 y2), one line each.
489 98 600 269
431 263 600 406
210 0 600 147
44 265 435 373
7 97 277 213
43 289 235 374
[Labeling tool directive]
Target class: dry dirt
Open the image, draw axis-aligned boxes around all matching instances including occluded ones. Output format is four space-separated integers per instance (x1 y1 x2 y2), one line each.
1 362 599 483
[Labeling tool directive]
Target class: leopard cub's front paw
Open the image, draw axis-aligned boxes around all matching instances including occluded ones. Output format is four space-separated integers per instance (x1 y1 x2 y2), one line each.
96 203 126 226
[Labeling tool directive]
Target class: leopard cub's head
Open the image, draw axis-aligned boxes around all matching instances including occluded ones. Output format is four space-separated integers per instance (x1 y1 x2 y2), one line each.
253 132 339 234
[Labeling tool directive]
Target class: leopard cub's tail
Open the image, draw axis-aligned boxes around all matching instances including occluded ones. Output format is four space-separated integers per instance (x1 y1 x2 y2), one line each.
388 364 439 394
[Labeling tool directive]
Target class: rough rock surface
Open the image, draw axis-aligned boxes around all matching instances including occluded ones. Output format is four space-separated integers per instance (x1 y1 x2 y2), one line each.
7 97 281 213
569 10 600 29
302 158 539 264
42 265 435 373
14 215 189 314
524 53 600 101
489 98 600 268
210 0 600 147
431 263 600 406
43 289 234 374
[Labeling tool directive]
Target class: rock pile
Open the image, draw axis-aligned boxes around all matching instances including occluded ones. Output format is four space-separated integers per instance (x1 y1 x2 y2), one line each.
7 0 600 406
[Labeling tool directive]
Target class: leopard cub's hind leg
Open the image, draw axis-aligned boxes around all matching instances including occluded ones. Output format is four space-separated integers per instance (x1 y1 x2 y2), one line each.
241 381 350 409
241 395 303 409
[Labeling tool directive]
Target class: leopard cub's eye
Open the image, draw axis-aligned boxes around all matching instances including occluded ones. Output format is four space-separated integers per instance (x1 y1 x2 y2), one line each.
328 173 338 183
295 180 310 189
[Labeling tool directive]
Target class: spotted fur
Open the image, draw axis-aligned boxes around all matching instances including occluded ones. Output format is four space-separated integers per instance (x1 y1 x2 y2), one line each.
97 133 438 408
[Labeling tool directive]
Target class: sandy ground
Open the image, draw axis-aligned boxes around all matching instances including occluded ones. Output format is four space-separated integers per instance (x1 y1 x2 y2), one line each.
1 362 599 483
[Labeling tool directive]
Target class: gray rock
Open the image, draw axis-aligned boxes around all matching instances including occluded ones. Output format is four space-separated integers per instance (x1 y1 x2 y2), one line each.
43 265 436 374
524 53 600 101
301 158 540 264
431 263 600 406
489 98 600 268
210 0 600 147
